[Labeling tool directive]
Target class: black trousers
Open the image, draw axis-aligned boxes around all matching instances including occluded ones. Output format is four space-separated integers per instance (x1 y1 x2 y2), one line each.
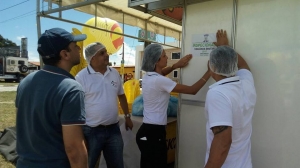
136 123 167 168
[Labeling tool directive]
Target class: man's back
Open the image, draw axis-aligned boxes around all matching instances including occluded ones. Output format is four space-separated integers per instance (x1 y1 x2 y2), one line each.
205 69 256 168
15 65 85 167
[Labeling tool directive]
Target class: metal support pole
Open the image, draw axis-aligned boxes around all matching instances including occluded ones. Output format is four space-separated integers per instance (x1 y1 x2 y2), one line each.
36 0 43 68
39 15 179 49
122 13 125 35
58 0 62 18
121 13 125 83
143 16 151 48
121 43 125 83
47 0 52 10
175 0 187 167
231 0 238 49
95 3 98 27
164 27 166 44
40 0 104 15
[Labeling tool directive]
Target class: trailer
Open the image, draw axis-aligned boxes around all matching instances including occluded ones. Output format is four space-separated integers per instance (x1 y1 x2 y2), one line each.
0 56 28 82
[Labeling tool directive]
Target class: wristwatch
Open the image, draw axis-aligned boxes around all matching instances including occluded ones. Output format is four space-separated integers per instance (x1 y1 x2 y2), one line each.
124 113 131 118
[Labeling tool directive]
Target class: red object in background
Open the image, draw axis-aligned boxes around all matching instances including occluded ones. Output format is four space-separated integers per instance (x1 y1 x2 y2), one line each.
123 73 133 83
124 73 127 83
155 7 183 21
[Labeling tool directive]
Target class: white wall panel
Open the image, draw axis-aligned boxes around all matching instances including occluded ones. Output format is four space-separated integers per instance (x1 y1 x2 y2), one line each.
181 0 233 102
178 0 233 167
178 0 300 168
236 0 300 167
180 0 300 167
178 104 206 168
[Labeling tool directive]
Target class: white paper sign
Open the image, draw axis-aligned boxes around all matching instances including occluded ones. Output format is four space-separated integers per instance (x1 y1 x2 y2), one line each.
191 33 217 57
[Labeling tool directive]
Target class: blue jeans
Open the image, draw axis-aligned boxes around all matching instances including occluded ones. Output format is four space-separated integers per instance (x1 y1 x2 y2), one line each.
83 124 124 168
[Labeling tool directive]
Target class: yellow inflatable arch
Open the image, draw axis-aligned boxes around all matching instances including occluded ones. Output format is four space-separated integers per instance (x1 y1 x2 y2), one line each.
70 17 124 76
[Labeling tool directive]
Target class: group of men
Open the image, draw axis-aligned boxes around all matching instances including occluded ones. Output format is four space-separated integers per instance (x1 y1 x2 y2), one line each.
15 27 256 168
15 28 132 168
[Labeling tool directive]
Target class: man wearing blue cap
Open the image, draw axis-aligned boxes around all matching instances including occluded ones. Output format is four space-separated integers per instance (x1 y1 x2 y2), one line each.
15 28 88 168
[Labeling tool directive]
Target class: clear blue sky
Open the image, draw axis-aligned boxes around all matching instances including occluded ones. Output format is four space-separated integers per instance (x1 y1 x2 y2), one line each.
0 0 175 65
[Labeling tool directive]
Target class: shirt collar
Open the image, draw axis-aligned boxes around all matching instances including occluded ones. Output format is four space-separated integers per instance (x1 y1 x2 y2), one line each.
209 76 240 89
43 65 75 79
87 65 111 75
146 72 159 76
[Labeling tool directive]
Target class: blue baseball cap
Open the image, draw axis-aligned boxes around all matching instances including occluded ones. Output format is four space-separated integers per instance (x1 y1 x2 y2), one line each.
37 28 87 58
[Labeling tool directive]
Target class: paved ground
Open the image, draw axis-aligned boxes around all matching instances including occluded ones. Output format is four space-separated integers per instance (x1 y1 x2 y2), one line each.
0 84 176 168
0 85 18 92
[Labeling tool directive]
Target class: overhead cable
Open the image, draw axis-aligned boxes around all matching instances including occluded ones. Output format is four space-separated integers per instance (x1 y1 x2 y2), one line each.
0 5 48 24
0 0 29 12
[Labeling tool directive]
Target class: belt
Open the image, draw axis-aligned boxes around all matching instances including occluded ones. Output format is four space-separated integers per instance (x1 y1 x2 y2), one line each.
96 122 119 128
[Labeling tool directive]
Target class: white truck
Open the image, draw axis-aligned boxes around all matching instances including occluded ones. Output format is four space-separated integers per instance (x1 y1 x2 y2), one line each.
0 56 28 83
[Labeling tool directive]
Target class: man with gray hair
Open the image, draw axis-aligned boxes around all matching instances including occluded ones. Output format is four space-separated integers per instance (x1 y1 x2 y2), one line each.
75 42 133 168
204 30 256 168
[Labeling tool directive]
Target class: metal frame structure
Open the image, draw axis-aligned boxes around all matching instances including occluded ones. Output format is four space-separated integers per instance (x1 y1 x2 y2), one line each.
176 0 238 167
36 0 183 58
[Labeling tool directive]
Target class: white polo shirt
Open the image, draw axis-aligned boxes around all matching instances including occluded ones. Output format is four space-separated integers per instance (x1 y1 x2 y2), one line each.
142 72 177 125
204 69 256 168
75 65 124 126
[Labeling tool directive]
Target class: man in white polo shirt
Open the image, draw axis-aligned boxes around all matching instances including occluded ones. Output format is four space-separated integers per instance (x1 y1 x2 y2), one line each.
76 42 133 168
204 29 256 168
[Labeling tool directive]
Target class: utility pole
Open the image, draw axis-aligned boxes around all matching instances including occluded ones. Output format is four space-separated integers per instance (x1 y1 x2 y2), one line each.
120 43 125 83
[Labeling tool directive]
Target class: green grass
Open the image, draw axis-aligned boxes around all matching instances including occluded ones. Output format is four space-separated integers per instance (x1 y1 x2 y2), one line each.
0 82 18 87
0 91 16 168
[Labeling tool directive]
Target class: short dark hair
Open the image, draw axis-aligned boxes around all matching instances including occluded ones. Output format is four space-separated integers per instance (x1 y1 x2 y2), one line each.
42 45 71 66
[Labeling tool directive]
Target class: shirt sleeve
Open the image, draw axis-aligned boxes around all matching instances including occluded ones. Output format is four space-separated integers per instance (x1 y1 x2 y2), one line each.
15 85 20 108
156 76 177 93
236 69 254 85
60 85 86 125
75 73 86 93
117 72 125 95
206 90 233 129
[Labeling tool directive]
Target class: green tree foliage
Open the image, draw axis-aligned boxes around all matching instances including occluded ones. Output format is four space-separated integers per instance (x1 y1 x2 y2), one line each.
0 35 17 47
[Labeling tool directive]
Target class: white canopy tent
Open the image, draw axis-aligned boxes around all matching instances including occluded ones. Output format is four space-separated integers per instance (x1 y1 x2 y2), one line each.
37 0 183 45
36 0 186 77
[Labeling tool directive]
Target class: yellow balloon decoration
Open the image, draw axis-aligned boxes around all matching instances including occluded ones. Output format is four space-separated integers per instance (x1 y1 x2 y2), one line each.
82 17 124 55
70 28 87 76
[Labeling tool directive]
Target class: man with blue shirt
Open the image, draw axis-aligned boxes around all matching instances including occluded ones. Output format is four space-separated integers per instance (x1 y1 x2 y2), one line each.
15 28 88 168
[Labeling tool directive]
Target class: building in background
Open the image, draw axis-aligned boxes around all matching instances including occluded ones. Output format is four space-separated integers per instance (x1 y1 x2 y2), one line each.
28 61 40 73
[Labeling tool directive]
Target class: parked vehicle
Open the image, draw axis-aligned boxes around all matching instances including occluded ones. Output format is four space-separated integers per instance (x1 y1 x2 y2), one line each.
0 56 28 82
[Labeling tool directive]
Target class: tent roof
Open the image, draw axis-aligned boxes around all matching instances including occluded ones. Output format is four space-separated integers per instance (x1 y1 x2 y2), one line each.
48 0 182 40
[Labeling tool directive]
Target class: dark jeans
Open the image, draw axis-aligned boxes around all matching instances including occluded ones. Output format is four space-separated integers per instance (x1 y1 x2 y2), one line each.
136 123 167 168
83 123 124 168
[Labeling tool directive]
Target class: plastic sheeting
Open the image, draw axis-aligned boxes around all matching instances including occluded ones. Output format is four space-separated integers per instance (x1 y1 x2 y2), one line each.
132 95 178 117
0 127 18 164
